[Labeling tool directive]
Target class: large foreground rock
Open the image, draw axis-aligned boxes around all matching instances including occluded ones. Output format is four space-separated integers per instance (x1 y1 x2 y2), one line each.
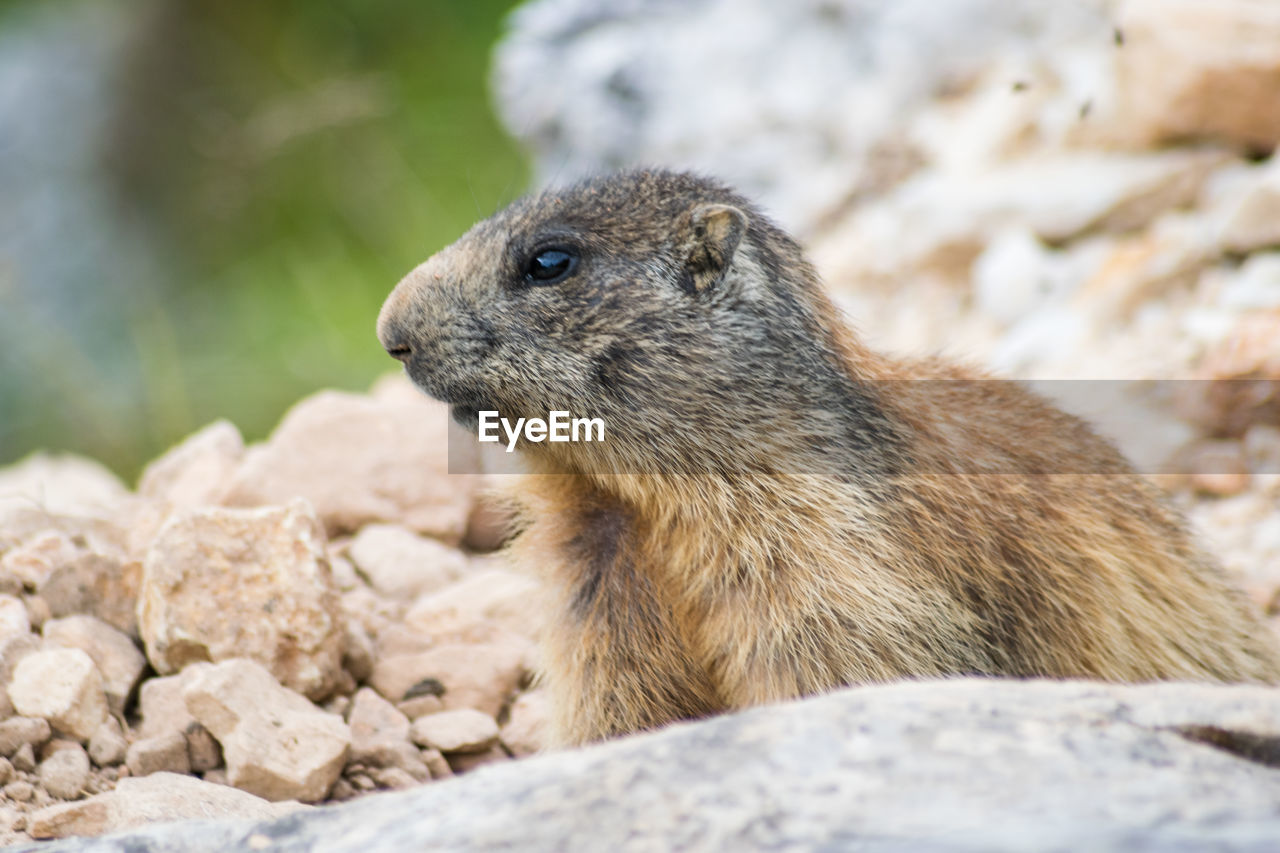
20 679 1280 852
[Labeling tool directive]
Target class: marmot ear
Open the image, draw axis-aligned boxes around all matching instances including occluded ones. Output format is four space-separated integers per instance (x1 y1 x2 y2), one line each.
678 203 748 295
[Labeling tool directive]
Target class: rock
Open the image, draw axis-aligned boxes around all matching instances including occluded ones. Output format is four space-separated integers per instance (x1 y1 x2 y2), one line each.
494 0 1111 234
11 742 35 772
137 420 245 508
403 566 544 641
409 709 499 755
396 696 445 720
221 387 477 542
0 756 11 784
368 766 419 791
183 659 350 802
42 615 146 715
38 551 141 638
500 690 550 757
444 745 509 774
819 151 1219 290
87 718 127 767
1112 0 1280 151
3 779 33 802
186 724 222 773
1218 157 1280 253
138 501 345 700
39 743 90 800
8 648 108 742
419 748 452 780
369 637 530 716
26 772 306 840
0 716 51 756
0 594 30 639
32 679 1280 851
346 524 467 600
346 688 427 781
340 622 375 685
0 531 77 593
126 733 191 777
0 453 132 520
0 631 41 682
136 666 209 739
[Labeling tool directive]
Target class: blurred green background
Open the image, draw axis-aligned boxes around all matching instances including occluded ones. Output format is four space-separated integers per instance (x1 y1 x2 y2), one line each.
0 0 527 482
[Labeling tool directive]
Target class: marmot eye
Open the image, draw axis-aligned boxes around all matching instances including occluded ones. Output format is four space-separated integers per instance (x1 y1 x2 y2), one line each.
523 248 577 285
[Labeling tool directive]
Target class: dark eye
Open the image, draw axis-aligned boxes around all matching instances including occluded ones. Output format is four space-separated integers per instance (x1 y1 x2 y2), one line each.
523 248 578 285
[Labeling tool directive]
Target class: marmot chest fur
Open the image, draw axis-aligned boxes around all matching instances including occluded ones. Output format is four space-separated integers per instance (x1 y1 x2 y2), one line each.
377 169 1280 746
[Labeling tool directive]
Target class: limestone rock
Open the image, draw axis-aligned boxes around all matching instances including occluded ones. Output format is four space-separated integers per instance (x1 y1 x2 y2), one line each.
346 687 427 781
0 716 51 757
183 659 350 802
221 386 476 542
185 723 223 773
29 680 1280 851
39 742 90 800
42 615 145 715
8 648 108 742
138 501 345 700
136 665 210 740
445 745 509 774
0 453 132 521
346 524 467 600
409 709 499 755
404 566 544 641
369 636 530 716
87 718 127 768
137 420 244 509
1218 157 1280 253
494 0 1111 234
126 733 191 777
27 772 306 840
1112 0 1280 150
500 690 550 757
0 594 30 639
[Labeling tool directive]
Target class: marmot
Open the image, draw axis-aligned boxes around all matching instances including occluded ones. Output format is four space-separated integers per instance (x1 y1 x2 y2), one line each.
377 169 1280 746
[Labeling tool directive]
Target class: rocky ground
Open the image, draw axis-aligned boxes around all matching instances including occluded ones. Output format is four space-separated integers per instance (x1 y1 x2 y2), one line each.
0 378 546 845
3 0 1280 848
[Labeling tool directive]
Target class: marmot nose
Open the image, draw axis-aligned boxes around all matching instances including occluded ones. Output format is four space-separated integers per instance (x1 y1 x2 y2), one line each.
377 321 413 362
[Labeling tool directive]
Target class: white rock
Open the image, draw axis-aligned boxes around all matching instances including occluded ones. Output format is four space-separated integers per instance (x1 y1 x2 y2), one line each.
183 659 350 802
1111 0 1280 150
126 732 192 777
347 687 427 781
87 717 127 767
501 690 550 757
347 524 467 600
137 664 210 739
42 615 146 715
0 453 132 520
221 386 477 542
8 648 108 742
0 594 30 639
370 635 531 716
39 743 90 800
27 772 307 839
138 501 345 700
410 709 500 754
404 566 544 641
138 420 245 509
1217 156 1280 254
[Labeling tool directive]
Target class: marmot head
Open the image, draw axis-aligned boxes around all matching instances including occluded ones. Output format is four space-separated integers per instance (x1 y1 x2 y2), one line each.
377 169 875 473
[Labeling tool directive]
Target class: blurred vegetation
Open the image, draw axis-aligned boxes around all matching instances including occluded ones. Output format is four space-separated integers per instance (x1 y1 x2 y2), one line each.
0 0 527 481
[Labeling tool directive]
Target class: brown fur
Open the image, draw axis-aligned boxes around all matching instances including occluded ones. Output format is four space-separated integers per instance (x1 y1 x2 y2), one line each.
377 169 1280 746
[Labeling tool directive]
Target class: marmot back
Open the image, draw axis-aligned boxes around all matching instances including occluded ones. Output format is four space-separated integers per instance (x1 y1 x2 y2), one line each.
377 169 1280 746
